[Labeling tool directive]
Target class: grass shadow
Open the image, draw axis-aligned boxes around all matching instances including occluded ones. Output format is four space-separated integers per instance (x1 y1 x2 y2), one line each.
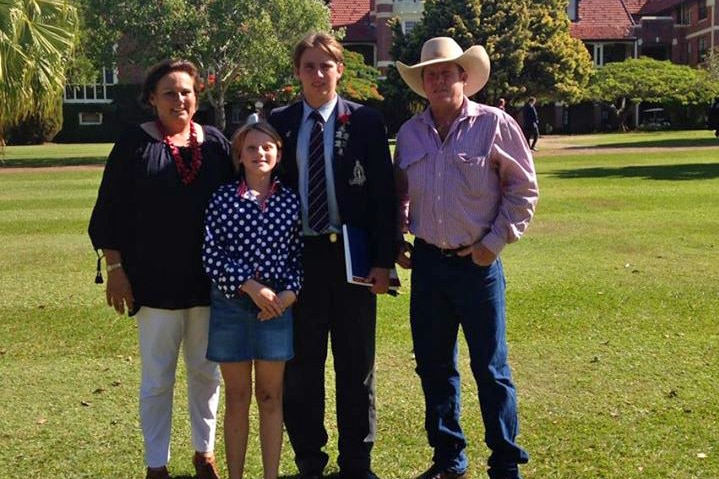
566 137 719 149
0 157 106 168
554 162 719 181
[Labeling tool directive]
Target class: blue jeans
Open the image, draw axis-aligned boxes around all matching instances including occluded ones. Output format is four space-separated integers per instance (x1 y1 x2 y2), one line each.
410 239 529 479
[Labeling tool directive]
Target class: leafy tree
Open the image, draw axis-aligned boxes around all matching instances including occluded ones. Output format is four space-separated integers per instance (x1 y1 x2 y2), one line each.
521 1 593 104
379 19 424 134
380 0 592 131
704 47 719 83
79 0 331 130
0 0 79 143
266 49 384 107
338 50 383 102
589 56 719 130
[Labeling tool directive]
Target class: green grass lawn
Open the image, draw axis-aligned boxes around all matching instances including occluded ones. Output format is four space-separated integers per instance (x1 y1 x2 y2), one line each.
1 143 112 167
1 132 718 478
543 129 719 149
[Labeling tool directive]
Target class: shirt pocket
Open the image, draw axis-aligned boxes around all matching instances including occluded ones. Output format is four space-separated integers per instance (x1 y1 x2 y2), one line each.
402 152 429 201
453 153 489 195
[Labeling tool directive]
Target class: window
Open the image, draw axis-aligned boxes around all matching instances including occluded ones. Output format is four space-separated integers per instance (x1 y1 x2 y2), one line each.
604 43 629 64
698 0 707 20
567 0 578 21
587 43 601 66
404 21 417 34
230 104 244 125
679 3 691 24
64 67 117 103
698 37 707 60
79 112 103 125
587 43 631 67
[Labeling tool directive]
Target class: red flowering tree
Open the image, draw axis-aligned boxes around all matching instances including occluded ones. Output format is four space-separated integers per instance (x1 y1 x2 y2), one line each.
338 51 383 102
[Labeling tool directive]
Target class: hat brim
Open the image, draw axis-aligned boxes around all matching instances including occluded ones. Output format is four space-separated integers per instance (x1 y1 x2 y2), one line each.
396 45 490 99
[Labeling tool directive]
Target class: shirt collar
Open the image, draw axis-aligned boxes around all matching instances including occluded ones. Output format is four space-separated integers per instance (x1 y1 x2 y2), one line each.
420 96 477 127
302 96 338 124
237 178 281 211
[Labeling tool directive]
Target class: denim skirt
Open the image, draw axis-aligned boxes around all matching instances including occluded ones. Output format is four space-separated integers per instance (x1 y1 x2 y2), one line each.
206 285 294 362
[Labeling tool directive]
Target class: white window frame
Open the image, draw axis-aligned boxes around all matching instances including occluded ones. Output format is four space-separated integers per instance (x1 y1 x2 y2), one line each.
403 21 417 34
78 112 103 125
64 67 117 104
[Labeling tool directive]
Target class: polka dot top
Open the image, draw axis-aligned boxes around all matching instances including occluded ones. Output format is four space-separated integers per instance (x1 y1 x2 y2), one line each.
203 179 303 298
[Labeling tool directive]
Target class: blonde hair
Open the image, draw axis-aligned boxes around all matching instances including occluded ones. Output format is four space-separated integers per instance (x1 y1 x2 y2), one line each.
230 121 283 174
293 32 344 70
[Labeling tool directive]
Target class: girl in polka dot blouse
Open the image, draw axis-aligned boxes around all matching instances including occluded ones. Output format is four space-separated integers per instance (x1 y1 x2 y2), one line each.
202 121 302 479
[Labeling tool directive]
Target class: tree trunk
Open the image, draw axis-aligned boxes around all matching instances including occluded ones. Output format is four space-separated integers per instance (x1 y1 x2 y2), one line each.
204 76 226 131
616 97 632 132
215 87 226 132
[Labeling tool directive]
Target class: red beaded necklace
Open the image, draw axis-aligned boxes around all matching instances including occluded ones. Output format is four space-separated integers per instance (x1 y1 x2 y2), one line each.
156 120 203 185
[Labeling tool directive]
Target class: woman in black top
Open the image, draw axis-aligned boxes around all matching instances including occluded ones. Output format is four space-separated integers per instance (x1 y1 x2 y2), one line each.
88 59 233 479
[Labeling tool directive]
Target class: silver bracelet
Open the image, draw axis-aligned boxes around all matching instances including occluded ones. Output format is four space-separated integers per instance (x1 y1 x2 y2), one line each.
106 262 123 272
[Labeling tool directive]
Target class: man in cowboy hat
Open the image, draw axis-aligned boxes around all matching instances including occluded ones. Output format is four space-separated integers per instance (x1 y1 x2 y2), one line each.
394 37 538 479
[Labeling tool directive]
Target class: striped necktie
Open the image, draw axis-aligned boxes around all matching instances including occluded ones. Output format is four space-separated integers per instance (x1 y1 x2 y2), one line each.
307 110 330 233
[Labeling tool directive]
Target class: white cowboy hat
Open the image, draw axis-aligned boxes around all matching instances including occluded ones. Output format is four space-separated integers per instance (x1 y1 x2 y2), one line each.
396 37 490 98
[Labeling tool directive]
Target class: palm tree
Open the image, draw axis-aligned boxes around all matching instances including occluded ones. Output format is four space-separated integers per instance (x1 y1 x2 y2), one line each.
0 0 79 143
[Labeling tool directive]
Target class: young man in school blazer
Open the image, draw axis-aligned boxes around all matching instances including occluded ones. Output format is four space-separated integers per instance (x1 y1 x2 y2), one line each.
268 32 396 479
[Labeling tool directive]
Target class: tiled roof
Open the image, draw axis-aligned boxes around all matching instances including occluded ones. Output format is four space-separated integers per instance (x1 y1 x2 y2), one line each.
623 0 652 14
331 0 375 42
639 0 684 15
570 0 637 40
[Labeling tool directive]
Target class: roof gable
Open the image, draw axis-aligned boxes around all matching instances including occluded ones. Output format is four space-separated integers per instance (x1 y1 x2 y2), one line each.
623 0 652 14
331 0 374 42
570 0 638 40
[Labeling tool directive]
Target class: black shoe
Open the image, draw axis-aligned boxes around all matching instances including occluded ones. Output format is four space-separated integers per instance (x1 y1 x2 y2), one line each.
299 473 322 479
415 465 467 479
339 470 380 479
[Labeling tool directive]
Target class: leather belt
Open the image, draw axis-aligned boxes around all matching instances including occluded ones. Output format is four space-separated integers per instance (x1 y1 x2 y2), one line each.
415 237 467 257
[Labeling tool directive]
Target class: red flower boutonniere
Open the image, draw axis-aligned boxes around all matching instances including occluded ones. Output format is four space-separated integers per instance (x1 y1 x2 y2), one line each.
335 112 351 157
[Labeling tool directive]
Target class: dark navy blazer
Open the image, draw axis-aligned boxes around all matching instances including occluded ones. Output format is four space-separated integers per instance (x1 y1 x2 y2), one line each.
269 96 397 269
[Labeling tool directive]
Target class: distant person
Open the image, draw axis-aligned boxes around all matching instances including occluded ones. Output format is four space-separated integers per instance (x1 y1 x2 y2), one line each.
522 96 539 151
497 97 506 111
89 59 234 479
395 36 538 479
707 96 719 137
246 112 260 125
203 121 302 479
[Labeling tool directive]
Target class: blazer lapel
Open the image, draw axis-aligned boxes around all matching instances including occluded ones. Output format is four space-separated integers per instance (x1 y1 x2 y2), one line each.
285 102 303 159
276 101 302 188
332 96 350 168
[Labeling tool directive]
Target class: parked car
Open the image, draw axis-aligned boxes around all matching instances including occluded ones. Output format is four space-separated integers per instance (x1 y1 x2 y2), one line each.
640 108 671 130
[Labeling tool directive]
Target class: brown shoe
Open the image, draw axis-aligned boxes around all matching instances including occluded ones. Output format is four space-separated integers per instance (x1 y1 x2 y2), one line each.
193 452 220 479
146 466 170 479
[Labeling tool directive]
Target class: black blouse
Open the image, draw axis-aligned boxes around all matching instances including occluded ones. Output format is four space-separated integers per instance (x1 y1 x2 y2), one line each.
88 124 234 311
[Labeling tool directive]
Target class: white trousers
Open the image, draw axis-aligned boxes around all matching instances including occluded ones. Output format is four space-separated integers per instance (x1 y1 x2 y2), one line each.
136 306 221 468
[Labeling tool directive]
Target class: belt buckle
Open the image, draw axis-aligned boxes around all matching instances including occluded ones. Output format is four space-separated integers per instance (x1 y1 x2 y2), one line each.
439 248 455 258
329 233 338 243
